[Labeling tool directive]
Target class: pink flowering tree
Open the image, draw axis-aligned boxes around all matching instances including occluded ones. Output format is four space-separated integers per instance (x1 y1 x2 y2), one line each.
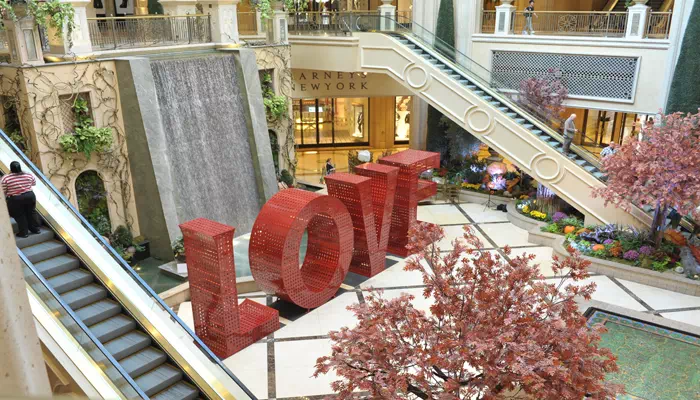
592 110 700 246
314 223 623 399
518 68 569 121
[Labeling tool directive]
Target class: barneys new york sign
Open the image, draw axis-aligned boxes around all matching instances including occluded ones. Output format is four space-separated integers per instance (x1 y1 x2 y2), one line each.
291 69 411 97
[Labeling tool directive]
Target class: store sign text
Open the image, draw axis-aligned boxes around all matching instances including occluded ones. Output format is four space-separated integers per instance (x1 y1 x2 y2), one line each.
292 71 369 92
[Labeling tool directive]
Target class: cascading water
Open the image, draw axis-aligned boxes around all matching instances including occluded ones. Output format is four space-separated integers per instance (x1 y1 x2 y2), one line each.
150 55 261 235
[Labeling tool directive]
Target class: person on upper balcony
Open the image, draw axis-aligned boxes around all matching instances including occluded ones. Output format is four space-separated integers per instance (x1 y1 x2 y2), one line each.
523 0 537 35
2 161 40 238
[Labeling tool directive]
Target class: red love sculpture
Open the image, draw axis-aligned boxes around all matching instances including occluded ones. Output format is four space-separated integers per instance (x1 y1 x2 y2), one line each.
179 218 279 357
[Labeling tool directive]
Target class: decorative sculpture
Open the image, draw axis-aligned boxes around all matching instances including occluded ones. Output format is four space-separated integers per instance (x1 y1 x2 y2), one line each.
180 218 279 358
326 163 399 277
249 189 354 309
378 150 440 256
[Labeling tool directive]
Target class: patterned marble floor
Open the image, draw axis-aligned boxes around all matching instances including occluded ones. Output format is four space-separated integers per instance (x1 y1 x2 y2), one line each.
176 202 700 399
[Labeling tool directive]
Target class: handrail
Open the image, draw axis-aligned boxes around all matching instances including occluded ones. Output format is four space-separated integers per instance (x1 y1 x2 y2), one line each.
0 128 258 400
18 249 146 399
87 14 210 20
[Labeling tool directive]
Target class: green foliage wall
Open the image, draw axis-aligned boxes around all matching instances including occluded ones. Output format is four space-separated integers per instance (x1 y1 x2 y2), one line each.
666 1 700 114
435 0 455 47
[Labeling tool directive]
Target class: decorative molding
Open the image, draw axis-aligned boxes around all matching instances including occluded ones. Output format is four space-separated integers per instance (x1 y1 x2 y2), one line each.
404 63 429 89
531 154 562 182
465 107 493 133
359 46 412 80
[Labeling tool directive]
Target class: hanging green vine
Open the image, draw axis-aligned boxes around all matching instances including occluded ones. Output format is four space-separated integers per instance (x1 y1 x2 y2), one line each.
248 0 307 19
0 0 75 41
261 71 288 122
59 97 114 160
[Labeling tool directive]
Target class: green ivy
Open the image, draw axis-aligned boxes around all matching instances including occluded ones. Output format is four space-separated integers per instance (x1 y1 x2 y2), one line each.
666 0 700 114
0 0 75 42
59 97 113 160
248 0 307 20
261 72 288 122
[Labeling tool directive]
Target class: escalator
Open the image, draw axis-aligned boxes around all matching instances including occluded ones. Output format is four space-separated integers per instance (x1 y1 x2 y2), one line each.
345 14 659 227
1 131 256 399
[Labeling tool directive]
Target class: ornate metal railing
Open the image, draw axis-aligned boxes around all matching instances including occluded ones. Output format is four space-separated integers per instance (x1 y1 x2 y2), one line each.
238 11 259 35
87 14 212 50
645 11 672 39
287 10 411 35
511 11 628 37
481 10 496 33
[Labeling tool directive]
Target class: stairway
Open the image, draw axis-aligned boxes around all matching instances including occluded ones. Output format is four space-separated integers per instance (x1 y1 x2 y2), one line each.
12 218 200 400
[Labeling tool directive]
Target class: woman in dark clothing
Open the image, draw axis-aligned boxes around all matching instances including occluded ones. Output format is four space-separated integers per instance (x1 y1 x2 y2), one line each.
2 161 39 238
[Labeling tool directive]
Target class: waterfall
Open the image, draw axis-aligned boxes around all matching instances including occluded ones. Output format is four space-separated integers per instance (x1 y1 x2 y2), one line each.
150 55 261 236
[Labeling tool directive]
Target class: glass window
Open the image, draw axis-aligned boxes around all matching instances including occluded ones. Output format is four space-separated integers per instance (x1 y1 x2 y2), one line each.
318 97 334 144
333 98 369 144
301 98 317 145
395 96 411 142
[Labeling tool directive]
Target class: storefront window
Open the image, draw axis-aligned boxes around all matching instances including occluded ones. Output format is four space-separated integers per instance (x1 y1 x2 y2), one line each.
293 97 370 147
394 96 411 143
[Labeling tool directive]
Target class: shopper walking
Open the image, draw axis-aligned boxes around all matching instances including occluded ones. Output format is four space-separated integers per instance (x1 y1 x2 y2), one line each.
2 161 40 238
523 0 537 35
325 158 336 175
562 113 577 155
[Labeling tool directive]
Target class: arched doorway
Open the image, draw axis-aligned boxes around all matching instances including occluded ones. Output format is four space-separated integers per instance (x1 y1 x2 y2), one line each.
75 170 112 236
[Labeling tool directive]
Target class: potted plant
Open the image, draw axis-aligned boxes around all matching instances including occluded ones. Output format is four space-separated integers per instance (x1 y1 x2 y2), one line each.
172 236 185 263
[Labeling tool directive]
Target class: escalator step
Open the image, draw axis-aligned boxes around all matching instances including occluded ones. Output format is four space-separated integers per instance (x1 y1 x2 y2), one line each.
593 172 605 179
121 347 168 378
63 284 108 309
507 113 517 118
483 96 493 101
135 364 183 396
532 129 542 134
105 331 152 360
466 85 476 89
584 166 596 172
15 227 54 249
514 118 525 124
90 314 136 343
34 254 80 279
48 269 93 294
474 91 485 96
76 299 121 326
575 159 587 166
523 124 534 129
152 381 199 400
23 240 67 264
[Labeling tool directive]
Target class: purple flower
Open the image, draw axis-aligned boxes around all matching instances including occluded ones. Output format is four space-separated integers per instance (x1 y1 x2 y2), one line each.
603 239 614 245
623 250 640 261
552 212 567 223
639 246 653 256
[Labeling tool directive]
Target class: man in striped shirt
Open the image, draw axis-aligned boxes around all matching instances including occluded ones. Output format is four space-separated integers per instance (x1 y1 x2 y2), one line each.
2 161 40 238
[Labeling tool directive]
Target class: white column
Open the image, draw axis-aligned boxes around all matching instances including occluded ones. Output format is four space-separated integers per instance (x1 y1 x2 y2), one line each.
378 0 396 31
255 10 265 35
3 16 44 65
410 97 429 150
47 0 92 55
455 0 480 59
0 186 52 397
201 0 241 43
625 1 651 39
495 0 515 35
266 1 288 44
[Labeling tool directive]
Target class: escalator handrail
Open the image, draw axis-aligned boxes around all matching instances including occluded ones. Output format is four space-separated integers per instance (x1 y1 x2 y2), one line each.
0 128 257 400
17 249 148 399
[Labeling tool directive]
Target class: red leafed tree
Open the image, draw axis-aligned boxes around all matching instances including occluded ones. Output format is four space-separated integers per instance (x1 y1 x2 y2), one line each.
592 110 700 246
518 68 568 121
314 223 622 399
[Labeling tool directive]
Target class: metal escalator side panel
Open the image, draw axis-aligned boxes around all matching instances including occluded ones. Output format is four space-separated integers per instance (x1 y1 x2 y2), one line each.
0 131 255 400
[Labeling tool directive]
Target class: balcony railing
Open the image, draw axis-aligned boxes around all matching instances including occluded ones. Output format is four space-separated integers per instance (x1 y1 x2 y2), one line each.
86 15 211 51
511 11 628 37
646 12 672 38
287 10 411 35
238 11 259 36
481 10 496 33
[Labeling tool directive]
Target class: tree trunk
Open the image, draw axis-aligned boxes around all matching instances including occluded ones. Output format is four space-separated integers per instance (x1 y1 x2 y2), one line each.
651 203 668 248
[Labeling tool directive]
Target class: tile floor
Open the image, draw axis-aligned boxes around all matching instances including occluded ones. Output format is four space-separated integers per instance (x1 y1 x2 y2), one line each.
176 202 700 399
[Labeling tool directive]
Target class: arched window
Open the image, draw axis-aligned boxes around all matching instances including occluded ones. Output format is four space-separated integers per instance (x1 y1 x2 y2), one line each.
269 130 280 174
75 170 111 236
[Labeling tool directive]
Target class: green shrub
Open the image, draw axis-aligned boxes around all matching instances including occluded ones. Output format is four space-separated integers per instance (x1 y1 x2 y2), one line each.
110 225 133 249
280 169 294 187
172 236 185 258
558 217 583 229
59 97 113 160
541 223 561 234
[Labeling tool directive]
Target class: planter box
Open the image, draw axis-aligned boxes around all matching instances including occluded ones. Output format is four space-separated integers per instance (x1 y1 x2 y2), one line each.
550 237 700 296
506 200 547 232
456 190 511 205
132 240 151 263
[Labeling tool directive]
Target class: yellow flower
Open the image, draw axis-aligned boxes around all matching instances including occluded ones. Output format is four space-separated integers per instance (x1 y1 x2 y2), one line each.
461 182 481 190
522 205 530 213
529 210 547 220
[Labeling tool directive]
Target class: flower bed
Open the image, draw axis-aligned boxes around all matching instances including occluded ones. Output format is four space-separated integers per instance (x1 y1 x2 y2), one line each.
563 224 693 278
515 198 550 222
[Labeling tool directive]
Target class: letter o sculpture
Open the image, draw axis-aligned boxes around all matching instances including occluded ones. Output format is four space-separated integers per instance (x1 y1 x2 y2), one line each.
249 189 354 309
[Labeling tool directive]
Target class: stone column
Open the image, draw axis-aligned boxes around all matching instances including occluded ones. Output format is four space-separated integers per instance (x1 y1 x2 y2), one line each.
0 186 52 397
3 15 44 65
48 0 93 55
495 0 515 35
378 0 396 31
626 1 650 39
255 10 265 36
266 0 288 44
410 97 429 150
200 0 241 43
